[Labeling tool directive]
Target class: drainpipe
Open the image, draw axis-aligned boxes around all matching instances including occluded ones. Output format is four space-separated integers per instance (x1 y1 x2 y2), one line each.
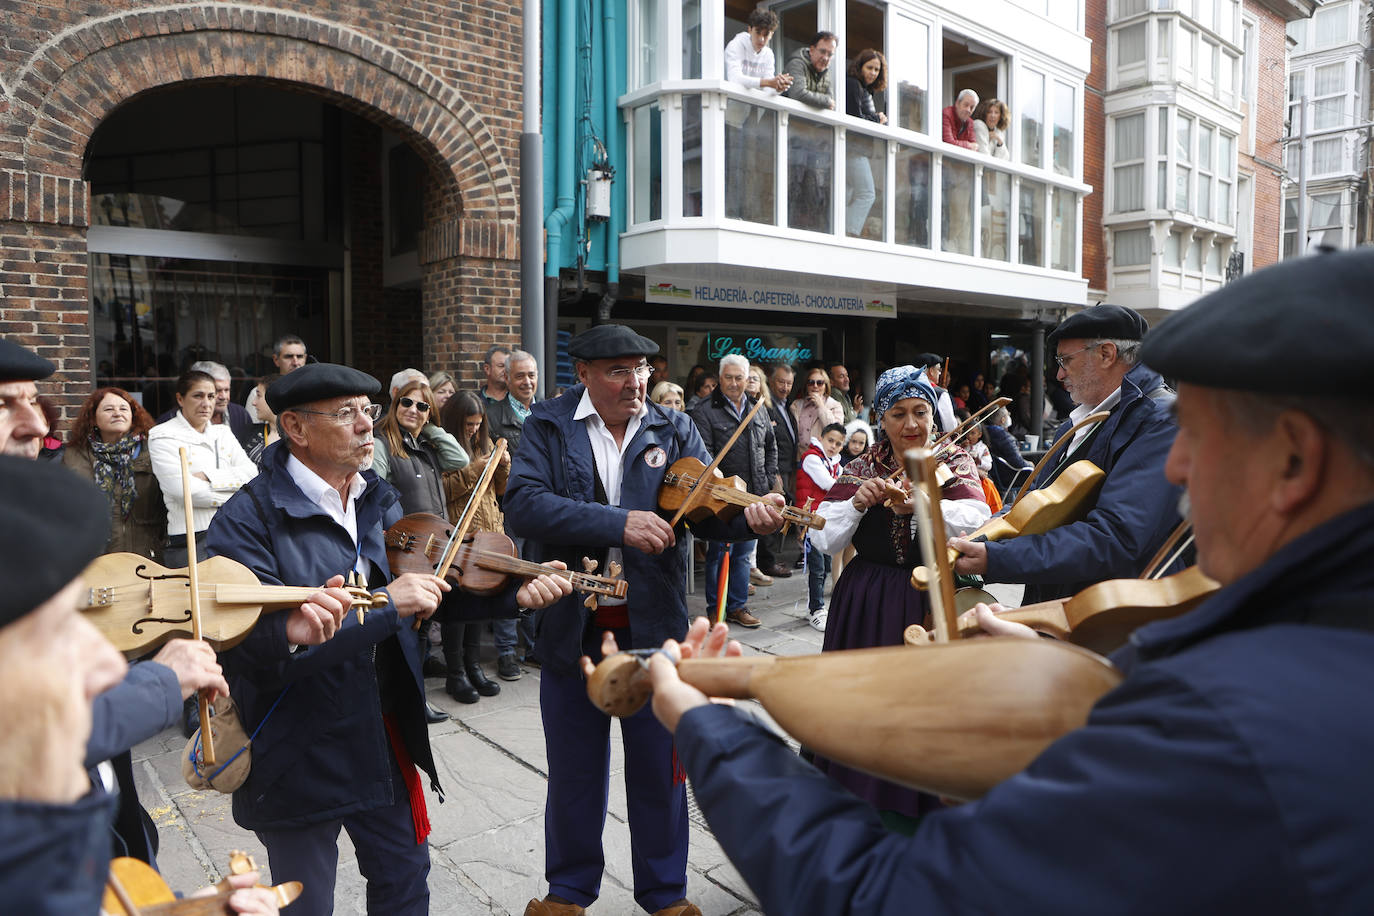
544 0 577 368
522 0 545 396
598 0 621 322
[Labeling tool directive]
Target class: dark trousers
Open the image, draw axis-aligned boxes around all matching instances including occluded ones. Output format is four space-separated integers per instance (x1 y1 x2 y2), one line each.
255 752 430 916
540 641 688 912
805 537 833 611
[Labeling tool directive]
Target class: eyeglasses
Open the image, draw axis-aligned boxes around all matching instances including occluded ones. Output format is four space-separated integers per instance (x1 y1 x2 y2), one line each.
1054 343 1100 369
398 397 431 413
291 403 382 424
607 364 654 381
807 379 826 387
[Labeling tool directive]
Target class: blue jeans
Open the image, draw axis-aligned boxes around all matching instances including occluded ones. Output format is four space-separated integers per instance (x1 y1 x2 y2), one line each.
805 538 832 612
705 540 752 613
846 152 876 236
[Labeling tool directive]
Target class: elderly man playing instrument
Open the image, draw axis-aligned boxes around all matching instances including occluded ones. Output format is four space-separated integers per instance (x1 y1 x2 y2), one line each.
505 325 784 916
626 247 1374 914
951 305 1182 603
206 363 570 916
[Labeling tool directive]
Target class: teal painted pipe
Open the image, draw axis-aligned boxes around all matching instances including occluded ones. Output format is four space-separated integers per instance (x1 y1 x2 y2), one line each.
544 0 577 278
601 0 621 285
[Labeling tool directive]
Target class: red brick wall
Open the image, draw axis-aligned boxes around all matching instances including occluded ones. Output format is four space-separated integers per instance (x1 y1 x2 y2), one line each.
1083 0 1108 296
1242 2 1289 270
0 2 523 418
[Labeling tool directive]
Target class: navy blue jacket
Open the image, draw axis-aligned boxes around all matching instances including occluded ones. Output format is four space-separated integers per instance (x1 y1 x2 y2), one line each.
205 440 438 831
985 362 1181 603
0 789 117 915
983 423 1030 492
505 386 753 675
86 661 181 864
678 500 1374 915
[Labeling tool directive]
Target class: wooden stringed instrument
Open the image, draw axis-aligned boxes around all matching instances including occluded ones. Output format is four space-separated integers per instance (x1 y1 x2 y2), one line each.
586 637 1122 801
103 849 301 914
951 565 1219 654
910 459 1105 590
657 456 825 531
385 513 628 609
81 553 389 659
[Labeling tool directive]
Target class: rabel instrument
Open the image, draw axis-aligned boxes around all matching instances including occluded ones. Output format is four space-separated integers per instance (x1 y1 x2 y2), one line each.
81 553 389 659
658 456 825 532
385 513 629 609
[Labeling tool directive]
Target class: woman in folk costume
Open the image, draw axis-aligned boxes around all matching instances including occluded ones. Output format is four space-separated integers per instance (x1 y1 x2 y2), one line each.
806 365 990 831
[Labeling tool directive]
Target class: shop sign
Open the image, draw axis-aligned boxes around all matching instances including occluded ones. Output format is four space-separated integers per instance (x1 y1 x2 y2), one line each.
646 274 896 319
705 335 813 364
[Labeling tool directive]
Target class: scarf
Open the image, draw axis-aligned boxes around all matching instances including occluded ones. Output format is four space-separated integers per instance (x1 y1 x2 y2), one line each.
90 433 140 519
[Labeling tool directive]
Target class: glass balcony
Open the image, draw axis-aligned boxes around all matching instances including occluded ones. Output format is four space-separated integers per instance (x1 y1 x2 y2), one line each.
621 83 1089 304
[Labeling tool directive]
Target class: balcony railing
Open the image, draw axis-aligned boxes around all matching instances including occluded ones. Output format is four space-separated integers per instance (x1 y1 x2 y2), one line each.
621 81 1089 282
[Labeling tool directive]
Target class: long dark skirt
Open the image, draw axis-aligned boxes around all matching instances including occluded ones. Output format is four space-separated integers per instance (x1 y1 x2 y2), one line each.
813 555 942 819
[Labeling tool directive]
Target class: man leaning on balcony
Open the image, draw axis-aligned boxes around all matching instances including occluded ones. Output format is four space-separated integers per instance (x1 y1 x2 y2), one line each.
784 31 838 110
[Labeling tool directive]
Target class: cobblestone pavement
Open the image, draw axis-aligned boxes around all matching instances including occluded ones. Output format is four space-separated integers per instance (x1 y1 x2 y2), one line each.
136 551 1020 914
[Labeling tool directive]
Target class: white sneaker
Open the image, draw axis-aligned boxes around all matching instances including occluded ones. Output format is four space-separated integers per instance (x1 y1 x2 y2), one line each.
807 609 827 632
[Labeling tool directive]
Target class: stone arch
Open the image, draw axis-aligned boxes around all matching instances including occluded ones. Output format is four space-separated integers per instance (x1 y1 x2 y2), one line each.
4 3 517 254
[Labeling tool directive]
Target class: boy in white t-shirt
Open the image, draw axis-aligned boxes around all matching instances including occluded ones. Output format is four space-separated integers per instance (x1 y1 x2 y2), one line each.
724 8 793 93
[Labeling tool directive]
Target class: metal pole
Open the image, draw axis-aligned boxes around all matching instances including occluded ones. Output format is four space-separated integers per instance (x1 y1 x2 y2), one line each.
1030 321 1045 441
521 0 547 398
1296 94 1308 255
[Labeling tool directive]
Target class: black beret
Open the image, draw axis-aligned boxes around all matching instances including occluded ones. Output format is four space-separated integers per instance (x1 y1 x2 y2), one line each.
0 455 110 627
265 362 380 413
915 353 943 369
0 338 54 381
1141 247 1374 393
568 324 659 361
1046 304 1149 349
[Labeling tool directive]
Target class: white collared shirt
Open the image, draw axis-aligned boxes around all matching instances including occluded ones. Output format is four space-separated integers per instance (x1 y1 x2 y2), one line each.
574 390 648 605
286 453 369 576
1064 386 1122 456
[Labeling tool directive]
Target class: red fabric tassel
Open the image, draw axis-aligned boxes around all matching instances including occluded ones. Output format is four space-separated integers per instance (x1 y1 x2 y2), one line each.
383 713 431 844
672 745 687 786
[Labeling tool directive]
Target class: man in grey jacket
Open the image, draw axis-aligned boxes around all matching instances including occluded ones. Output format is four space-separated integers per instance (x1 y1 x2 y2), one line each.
784 31 837 109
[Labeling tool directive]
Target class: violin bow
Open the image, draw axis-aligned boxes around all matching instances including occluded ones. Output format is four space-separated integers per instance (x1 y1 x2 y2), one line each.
178 447 215 767
1140 518 1195 581
905 447 960 642
1009 410 1111 510
931 397 1013 453
668 394 766 528
419 438 509 629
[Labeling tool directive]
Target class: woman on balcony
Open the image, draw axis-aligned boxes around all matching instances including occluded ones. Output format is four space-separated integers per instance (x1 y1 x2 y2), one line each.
845 49 887 238
973 98 1010 160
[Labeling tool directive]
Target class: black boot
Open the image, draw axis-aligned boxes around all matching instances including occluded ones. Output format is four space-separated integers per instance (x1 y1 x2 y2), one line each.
443 621 478 704
465 626 500 697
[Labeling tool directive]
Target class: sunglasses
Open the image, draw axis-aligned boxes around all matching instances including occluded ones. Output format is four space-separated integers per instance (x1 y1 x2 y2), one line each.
398 397 431 412
807 379 826 386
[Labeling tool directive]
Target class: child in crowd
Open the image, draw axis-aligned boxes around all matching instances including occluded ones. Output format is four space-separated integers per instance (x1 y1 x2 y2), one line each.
963 421 1002 512
796 423 847 631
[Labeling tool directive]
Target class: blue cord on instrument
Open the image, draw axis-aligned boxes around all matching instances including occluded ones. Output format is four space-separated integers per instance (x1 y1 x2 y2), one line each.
189 686 291 782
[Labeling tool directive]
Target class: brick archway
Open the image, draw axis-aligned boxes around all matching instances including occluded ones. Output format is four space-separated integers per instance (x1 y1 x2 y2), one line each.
4 3 517 254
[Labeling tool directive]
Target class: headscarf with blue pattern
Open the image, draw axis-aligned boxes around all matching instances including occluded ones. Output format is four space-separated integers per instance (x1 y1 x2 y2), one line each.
872 365 938 417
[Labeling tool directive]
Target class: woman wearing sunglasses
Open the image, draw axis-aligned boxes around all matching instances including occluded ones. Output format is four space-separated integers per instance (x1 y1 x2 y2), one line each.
372 378 471 723
789 366 846 461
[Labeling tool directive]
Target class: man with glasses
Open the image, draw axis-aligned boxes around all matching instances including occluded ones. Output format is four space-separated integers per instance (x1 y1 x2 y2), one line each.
506 325 784 916
207 362 567 915
949 305 1182 604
